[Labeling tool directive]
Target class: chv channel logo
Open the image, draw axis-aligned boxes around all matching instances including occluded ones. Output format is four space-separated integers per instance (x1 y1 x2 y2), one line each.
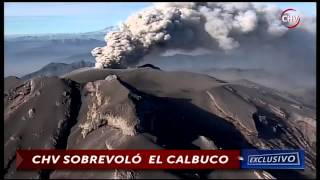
241 149 304 169
280 8 301 29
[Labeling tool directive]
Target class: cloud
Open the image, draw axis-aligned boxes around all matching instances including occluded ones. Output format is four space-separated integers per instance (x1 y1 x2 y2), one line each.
91 2 316 94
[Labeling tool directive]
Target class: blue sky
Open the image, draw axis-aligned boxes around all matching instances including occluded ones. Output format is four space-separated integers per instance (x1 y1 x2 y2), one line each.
4 2 316 35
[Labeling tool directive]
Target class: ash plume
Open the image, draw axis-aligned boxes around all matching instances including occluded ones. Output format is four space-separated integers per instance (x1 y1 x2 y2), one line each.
91 2 315 69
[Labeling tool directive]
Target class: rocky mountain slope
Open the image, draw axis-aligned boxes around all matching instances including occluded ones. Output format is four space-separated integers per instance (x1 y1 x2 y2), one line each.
4 66 316 179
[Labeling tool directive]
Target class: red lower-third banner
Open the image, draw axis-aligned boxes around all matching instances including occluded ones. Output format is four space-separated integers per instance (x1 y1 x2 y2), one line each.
16 150 240 170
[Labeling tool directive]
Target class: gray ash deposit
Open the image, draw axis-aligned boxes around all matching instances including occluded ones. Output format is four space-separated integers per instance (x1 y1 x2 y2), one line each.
4 66 316 179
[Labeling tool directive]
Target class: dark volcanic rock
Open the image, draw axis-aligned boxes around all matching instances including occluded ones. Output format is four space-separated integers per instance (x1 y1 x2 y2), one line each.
4 66 316 179
137 64 161 70
4 77 81 179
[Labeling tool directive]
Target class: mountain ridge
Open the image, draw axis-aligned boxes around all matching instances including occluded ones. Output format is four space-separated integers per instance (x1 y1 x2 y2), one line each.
21 60 94 80
4 67 316 179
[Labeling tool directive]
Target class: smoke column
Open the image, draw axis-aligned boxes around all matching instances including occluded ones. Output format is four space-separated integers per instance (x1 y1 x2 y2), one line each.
91 2 315 69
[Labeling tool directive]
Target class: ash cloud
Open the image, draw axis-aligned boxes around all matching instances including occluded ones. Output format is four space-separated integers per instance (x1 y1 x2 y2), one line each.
91 2 316 80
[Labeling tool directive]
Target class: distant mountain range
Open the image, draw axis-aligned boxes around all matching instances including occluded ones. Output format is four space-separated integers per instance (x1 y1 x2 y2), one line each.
21 60 94 80
4 26 116 77
5 26 119 41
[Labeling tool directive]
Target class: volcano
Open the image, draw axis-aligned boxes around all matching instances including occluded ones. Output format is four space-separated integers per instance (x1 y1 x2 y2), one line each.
4 65 316 179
